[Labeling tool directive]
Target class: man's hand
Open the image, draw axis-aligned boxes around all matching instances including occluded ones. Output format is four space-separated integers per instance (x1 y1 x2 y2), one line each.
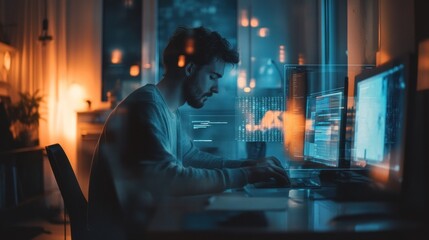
240 156 284 168
240 156 289 185
243 164 290 185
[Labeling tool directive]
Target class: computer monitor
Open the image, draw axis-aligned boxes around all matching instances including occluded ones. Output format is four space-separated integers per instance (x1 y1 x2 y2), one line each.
284 64 372 170
303 85 348 168
352 54 417 194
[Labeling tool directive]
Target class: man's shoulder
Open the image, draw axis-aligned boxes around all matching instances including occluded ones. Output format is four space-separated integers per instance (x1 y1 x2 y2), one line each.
127 84 162 103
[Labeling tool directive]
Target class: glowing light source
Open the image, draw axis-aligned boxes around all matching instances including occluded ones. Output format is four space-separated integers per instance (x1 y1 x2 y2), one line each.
250 18 259 27
68 83 84 99
237 70 247 89
240 10 249 27
249 78 256 88
185 38 195 54
129 65 140 76
298 53 305 65
258 28 269 37
177 55 186 67
68 82 86 111
143 63 151 69
279 45 285 63
3 51 11 71
111 49 122 64
243 87 251 93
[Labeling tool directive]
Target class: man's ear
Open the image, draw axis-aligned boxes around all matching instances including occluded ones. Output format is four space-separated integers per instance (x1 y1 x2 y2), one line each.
185 62 195 77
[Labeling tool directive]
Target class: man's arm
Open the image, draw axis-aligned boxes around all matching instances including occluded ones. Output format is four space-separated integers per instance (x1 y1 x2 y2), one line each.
181 133 245 169
181 134 284 169
107 100 248 196
104 98 288 197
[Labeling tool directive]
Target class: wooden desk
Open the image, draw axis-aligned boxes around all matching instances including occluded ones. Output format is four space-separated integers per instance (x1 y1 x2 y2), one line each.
130 188 427 240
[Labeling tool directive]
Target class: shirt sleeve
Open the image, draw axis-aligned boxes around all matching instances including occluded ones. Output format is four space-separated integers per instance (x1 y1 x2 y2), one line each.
182 138 244 169
105 100 248 197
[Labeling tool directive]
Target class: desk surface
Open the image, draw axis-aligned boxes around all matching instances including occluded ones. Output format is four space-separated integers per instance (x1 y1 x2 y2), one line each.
0 146 43 157
134 187 427 240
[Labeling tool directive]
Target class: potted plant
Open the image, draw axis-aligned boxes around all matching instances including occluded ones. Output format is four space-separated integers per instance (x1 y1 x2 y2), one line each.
8 90 43 147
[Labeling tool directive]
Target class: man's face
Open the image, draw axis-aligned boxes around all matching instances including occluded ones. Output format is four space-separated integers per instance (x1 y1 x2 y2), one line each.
184 58 225 109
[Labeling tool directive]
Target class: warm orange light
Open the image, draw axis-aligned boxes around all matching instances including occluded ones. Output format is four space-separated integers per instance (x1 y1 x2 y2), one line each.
279 45 285 63
129 65 140 76
240 10 249 27
3 51 11 71
250 18 259 27
143 63 151 69
185 38 195 54
283 110 305 160
68 82 87 111
237 70 247 89
245 110 285 132
418 39 429 90
376 50 390 66
111 49 122 64
298 53 305 65
249 78 256 88
370 163 390 184
258 28 269 37
177 55 186 67
260 111 282 131
243 87 251 93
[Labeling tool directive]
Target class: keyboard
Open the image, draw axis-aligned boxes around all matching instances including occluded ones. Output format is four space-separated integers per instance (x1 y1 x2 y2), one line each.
252 177 321 189
243 177 321 197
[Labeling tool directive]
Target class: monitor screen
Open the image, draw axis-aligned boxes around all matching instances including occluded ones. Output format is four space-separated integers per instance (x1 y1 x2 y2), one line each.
304 89 346 167
352 55 416 192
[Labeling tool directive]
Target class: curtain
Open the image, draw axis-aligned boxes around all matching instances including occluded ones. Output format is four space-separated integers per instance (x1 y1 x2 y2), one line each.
6 0 71 209
8 0 72 156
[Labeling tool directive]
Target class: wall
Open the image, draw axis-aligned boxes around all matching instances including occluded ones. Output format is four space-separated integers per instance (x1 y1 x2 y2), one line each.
67 0 104 110
378 0 415 64
63 0 104 165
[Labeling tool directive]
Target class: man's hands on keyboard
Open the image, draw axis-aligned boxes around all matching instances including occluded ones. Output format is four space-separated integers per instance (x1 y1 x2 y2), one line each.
242 156 290 186
241 156 284 168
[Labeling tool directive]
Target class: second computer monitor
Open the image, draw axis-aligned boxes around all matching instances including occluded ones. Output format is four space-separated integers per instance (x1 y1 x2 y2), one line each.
303 86 348 168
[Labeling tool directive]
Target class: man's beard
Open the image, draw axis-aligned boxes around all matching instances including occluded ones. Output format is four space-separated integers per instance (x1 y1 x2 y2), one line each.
184 74 205 109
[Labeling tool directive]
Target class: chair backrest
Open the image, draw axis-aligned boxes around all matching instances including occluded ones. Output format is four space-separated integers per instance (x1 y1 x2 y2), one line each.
45 143 89 240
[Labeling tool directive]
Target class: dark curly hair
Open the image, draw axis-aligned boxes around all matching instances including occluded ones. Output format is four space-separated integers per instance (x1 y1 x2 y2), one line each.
162 26 239 75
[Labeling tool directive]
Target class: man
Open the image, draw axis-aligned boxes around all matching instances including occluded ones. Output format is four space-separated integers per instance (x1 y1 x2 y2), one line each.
88 26 289 238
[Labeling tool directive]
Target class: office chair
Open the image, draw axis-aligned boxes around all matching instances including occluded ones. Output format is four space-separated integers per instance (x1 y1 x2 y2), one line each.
45 143 89 240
